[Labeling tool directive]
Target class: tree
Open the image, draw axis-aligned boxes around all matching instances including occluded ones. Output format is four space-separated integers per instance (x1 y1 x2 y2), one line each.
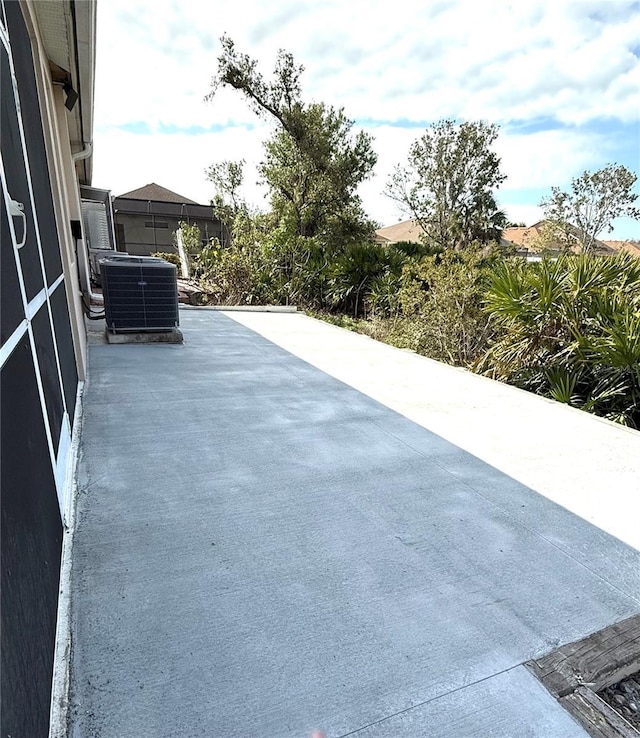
540 164 640 253
207 35 377 247
386 119 507 251
259 107 376 244
206 159 244 212
205 159 246 246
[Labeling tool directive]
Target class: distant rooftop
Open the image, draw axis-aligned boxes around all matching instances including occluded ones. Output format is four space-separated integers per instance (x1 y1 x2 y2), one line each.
115 183 200 205
604 240 640 256
377 219 636 255
502 223 546 249
375 219 424 244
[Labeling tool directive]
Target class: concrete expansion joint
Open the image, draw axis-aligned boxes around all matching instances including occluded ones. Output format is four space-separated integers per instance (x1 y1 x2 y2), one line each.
336 663 530 737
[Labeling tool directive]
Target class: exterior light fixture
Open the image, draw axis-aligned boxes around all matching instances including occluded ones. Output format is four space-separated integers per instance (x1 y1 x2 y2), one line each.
63 81 78 111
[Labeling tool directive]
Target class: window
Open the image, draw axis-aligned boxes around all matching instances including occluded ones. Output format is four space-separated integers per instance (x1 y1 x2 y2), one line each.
144 221 169 229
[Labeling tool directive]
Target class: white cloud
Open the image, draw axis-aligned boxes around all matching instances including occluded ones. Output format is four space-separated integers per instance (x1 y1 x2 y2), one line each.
93 0 640 238
499 204 545 227
93 125 271 206
495 129 605 191
97 0 640 129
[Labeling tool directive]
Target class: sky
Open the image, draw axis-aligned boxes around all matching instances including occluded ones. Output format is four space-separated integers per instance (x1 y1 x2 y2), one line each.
93 0 640 239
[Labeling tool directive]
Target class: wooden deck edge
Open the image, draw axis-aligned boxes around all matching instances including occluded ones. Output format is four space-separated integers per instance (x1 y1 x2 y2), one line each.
525 613 640 737
561 687 639 738
526 613 640 697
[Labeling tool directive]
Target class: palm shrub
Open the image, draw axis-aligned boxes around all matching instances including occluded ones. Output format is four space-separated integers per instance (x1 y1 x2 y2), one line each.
326 242 406 318
390 240 444 259
257 229 333 308
480 252 640 427
367 269 403 318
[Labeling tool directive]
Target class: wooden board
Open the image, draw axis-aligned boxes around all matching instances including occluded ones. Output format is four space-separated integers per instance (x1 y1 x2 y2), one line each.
561 687 639 738
526 613 640 737
526 613 640 697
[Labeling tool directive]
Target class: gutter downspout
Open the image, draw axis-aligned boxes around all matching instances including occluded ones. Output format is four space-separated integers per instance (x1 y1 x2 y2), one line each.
72 141 92 163
71 145 104 308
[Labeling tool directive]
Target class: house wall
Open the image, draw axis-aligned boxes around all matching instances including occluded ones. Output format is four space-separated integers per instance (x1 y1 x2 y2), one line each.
37 54 89 378
0 2 90 735
15 0 88 379
113 202 225 256
50 85 88 376
116 211 184 255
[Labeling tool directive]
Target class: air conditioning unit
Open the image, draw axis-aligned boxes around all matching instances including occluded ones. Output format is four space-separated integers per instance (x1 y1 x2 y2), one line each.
100 256 179 333
89 249 129 285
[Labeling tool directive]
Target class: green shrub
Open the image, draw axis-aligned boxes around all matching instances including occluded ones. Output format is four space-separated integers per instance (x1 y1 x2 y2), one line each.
191 242 269 305
390 240 443 259
174 221 202 255
384 247 496 365
256 231 330 308
152 252 181 268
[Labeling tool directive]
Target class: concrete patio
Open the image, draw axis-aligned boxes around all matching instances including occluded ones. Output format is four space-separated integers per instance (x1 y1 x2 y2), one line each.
68 309 640 737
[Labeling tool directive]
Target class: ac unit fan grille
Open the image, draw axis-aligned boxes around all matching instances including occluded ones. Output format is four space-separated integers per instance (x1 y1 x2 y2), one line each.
100 259 179 332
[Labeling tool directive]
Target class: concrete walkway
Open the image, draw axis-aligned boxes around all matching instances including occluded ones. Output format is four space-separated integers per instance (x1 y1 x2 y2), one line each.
69 309 640 737
223 310 640 552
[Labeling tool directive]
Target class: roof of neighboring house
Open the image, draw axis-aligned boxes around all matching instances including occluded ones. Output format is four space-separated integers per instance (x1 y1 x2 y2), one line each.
503 220 615 254
115 183 200 205
502 223 546 248
375 220 425 244
603 240 640 257
375 219 632 255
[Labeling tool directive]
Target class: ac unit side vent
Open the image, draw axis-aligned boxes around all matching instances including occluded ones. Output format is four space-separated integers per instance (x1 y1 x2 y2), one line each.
100 257 179 333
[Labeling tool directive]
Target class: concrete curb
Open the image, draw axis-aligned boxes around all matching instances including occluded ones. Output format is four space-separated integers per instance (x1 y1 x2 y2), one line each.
48 382 85 738
180 304 300 313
